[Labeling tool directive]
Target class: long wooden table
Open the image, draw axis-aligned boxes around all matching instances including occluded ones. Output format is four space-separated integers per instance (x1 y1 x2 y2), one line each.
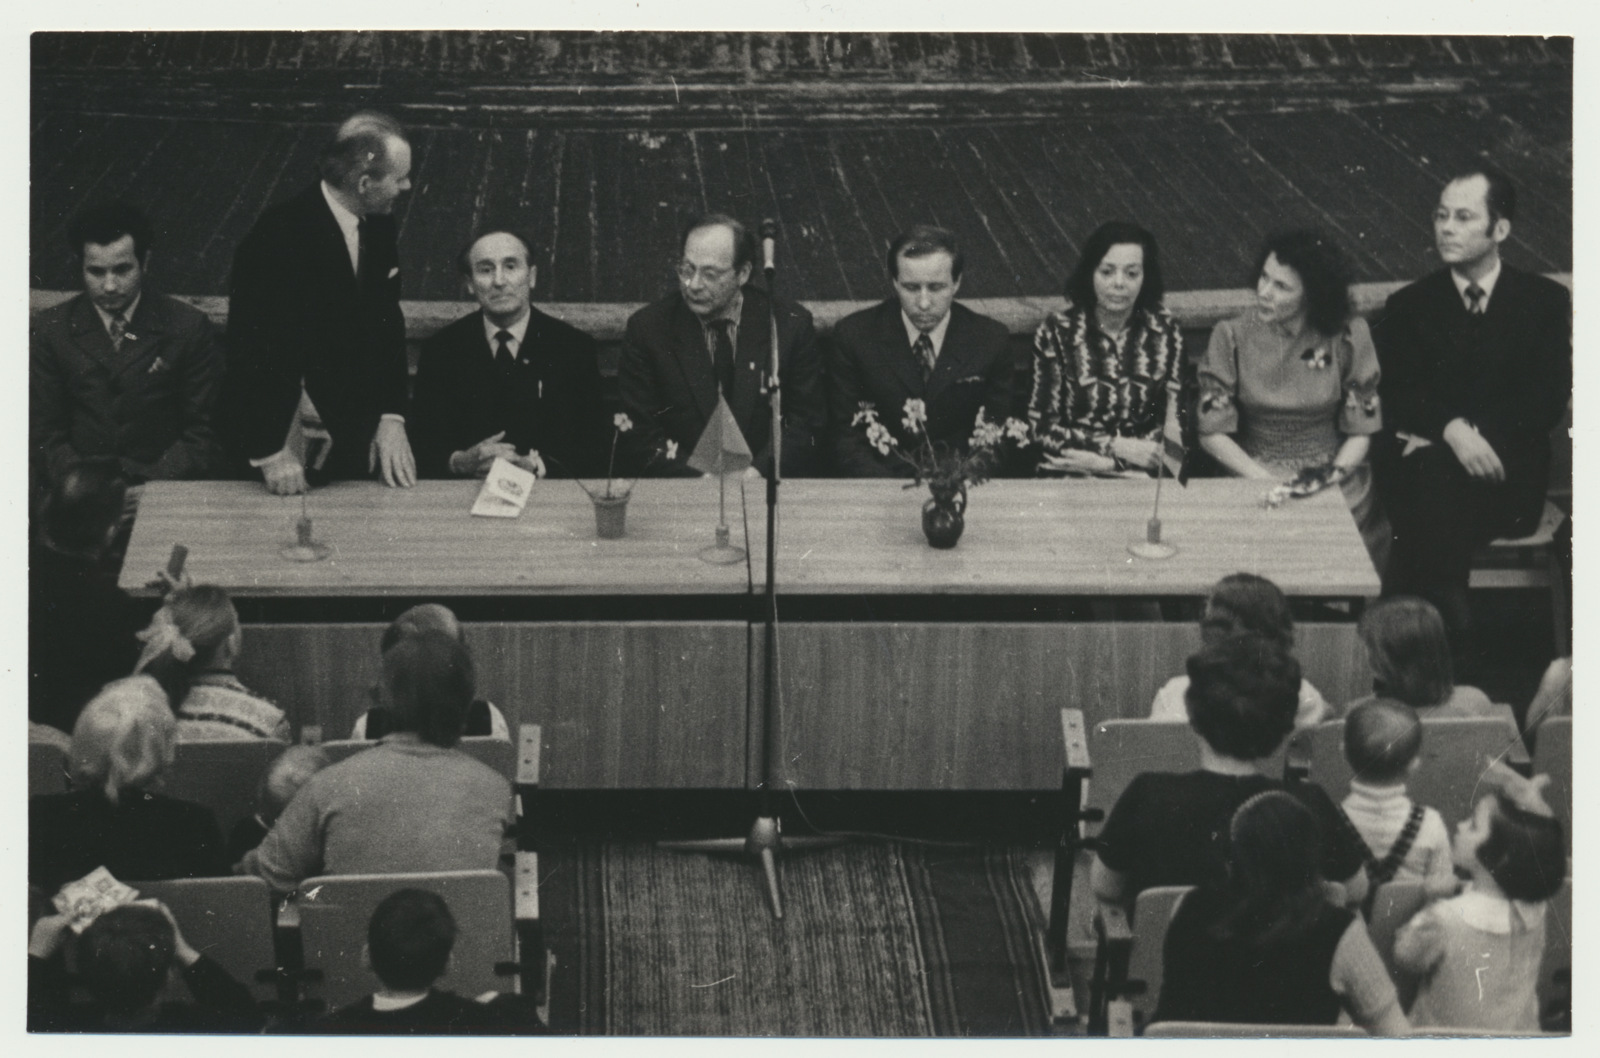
121 478 1378 790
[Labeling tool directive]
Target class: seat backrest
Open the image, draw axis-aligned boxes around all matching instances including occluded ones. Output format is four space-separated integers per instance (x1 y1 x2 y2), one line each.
29 741 71 798
1085 721 1288 836
296 870 515 1013
165 739 290 836
1539 877 1572 1025
1126 885 1193 1033
133 875 279 1004
1143 1020 1368 1038
317 737 516 784
1287 717 1526 831
1531 717 1571 854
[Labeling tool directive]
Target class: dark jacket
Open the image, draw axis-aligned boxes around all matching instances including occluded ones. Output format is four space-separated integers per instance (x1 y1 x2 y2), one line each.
827 299 1013 477
29 952 260 1033
1372 265 1570 530
31 291 225 485
30 787 228 893
618 285 825 477
313 989 548 1035
410 308 610 478
222 181 408 478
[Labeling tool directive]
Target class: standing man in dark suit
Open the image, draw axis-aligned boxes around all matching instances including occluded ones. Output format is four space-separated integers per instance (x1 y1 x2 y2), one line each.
828 225 1013 477
31 201 224 487
409 229 609 478
618 213 825 477
1371 164 1570 646
223 110 417 494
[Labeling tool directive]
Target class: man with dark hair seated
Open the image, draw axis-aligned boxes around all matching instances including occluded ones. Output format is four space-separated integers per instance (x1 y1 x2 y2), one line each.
1091 634 1371 914
28 902 259 1033
314 889 545 1034
349 603 509 740
29 459 154 735
240 632 514 891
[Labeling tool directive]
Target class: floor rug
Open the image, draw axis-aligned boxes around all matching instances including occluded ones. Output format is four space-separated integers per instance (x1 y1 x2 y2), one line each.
539 841 1050 1036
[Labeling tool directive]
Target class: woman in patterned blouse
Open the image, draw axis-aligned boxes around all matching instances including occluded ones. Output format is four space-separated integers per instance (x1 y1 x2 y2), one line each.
1027 221 1183 476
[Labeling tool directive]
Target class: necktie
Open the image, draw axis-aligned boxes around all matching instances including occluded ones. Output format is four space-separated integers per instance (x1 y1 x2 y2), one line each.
1465 283 1486 315
913 332 936 382
108 311 128 353
710 320 735 397
494 330 515 366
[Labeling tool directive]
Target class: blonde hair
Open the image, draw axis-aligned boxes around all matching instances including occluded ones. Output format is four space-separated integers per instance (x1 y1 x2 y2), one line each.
70 676 177 805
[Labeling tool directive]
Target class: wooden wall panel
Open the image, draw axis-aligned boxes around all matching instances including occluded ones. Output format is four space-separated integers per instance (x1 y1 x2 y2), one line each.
774 622 1366 790
236 621 749 789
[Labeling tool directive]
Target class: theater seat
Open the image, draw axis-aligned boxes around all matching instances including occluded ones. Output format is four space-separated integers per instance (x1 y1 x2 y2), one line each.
1470 499 1567 656
29 741 71 798
1531 716 1571 855
315 732 521 785
1143 1021 1368 1038
132 875 281 1005
1089 885 1192 1036
164 738 290 836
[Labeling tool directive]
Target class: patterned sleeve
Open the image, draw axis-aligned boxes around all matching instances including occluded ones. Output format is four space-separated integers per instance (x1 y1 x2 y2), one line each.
1197 319 1240 436
1337 316 1383 435
1029 307 1101 458
1136 311 1184 442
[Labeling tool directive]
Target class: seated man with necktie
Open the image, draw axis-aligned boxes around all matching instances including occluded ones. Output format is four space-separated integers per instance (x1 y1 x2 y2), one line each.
409 229 609 478
31 201 225 489
618 212 825 477
1370 164 1570 652
827 224 1013 477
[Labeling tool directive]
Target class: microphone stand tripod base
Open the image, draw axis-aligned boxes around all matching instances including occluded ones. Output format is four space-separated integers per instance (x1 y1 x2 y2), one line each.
698 524 746 566
659 815 846 919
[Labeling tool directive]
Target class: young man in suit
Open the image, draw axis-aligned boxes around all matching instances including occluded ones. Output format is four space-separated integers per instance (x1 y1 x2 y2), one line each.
617 213 825 477
827 224 1013 477
31 201 224 488
222 110 417 494
1371 165 1570 647
409 230 609 479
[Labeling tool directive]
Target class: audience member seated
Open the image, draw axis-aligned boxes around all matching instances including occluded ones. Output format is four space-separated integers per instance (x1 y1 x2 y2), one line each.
134 583 291 741
1094 635 1369 913
1149 573 1329 728
1341 700 1457 900
348 603 509 740
1152 792 1407 1034
29 460 151 736
30 676 227 893
1027 220 1183 477
1338 596 1507 725
226 744 331 864
309 888 546 1035
1197 229 1388 570
28 901 260 1033
241 632 515 891
1395 763 1566 1032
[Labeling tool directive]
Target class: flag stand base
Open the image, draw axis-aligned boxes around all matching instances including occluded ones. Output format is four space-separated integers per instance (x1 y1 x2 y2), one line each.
699 524 746 565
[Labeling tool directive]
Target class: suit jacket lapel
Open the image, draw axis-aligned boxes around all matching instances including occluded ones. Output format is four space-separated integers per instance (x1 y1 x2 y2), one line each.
730 289 771 428
110 295 171 379
924 305 973 402
878 301 926 400
304 184 361 298
670 299 718 420
66 296 123 376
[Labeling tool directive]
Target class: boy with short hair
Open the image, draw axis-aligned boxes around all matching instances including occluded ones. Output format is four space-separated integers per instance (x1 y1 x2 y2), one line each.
1341 699 1457 898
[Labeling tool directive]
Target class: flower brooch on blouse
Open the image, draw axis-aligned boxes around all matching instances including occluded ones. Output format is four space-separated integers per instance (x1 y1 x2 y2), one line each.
1300 345 1332 370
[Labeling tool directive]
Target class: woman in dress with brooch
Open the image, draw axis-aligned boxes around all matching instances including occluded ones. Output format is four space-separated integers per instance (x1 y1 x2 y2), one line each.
1199 229 1388 570
1028 221 1184 476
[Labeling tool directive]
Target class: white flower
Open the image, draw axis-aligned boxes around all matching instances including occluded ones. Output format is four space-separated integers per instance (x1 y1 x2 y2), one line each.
969 415 1003 449
1003 418 1033 444
851 403 879 428
866 422 893 456
614 412 634 433
665 439 679 461
901 398 928 434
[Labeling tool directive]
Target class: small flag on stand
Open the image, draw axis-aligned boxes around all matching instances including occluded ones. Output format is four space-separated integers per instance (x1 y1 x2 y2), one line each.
688 394 753 477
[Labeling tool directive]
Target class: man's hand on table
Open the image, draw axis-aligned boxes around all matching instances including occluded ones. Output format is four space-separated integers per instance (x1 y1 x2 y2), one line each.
370 419 417 488
258 450 308 495
450 431 519 477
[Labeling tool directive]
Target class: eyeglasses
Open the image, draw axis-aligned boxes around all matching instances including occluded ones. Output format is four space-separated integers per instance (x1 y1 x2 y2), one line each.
676 262 732 285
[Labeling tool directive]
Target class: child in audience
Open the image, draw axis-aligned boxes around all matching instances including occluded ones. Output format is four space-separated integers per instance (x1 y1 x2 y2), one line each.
1340 596 1502 722
349 603 509 740
1094 635 1370 913
1149 573 1329 728
227 744 332 864
313 888 545 1034
1153 791 1407 1034
28 901 260 1032
135 584 291 741
1395 764 1566 1032
1340 700 1457 899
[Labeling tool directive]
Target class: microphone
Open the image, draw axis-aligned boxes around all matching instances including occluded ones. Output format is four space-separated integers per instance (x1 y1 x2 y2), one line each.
760 219 778 274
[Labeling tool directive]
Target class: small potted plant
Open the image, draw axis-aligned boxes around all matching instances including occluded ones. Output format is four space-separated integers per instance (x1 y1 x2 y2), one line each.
576 413 646 539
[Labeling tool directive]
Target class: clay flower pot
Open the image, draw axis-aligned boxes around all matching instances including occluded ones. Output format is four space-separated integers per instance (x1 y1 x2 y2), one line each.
593 494 629 539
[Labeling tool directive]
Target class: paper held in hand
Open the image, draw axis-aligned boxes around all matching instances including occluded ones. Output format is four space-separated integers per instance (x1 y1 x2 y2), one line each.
470 457 537 518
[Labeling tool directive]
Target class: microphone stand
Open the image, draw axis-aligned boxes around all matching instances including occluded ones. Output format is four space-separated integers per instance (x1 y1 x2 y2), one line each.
660 224 841 919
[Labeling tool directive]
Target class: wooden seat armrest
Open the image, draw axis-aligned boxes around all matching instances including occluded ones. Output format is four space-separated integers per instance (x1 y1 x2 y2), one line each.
517 724 542 787
1095 902 1133 947
514 851 540 924
1060 708 1092 778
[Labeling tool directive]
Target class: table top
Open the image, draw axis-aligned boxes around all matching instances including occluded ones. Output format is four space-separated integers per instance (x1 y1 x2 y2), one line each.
748 478 1379 597
121 477 1378 599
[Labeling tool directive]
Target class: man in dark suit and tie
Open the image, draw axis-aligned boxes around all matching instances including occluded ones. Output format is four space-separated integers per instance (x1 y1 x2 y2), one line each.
618 213 825 477
31 201 224 487
222 111 417 494
409 229 609 478
828 224 1013 477
1371 164 1570 646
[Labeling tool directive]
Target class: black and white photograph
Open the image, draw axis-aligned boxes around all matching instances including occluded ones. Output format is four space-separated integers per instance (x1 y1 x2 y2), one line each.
19 3 1578 1040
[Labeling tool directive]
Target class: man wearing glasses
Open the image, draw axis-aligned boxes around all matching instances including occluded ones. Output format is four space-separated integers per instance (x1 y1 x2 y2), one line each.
618 213 824 476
